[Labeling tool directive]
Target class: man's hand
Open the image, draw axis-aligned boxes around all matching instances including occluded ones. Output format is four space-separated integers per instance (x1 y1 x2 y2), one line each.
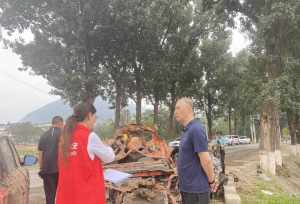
209 180 218 193
198 152 215 184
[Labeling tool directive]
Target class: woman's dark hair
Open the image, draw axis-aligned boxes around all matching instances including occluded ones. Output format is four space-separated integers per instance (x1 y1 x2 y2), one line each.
61 102 96 160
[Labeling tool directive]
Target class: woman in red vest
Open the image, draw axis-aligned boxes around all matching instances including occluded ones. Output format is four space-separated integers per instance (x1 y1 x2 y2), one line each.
56 102 115 204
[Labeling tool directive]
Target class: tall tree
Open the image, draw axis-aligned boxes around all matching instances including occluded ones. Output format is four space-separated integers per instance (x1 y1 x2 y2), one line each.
191 29 231 140
238 0 300 174
0 0 111 104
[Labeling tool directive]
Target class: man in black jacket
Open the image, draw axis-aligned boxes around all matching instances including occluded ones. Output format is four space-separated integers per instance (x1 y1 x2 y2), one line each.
38 116 63 204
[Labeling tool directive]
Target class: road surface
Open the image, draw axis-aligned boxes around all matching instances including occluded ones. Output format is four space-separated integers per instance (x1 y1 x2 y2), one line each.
225 144 259 166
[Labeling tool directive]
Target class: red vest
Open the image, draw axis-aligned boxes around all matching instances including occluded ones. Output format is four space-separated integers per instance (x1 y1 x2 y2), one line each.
56 124 106 204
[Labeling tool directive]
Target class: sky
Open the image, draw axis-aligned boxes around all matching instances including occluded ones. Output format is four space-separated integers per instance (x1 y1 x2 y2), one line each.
0 28 249 124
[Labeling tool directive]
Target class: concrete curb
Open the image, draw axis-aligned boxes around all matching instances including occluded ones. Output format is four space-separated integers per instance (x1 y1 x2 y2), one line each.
224 175 241 204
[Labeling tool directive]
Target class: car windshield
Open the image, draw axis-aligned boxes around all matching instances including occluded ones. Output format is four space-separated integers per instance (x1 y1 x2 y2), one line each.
240 136 247 139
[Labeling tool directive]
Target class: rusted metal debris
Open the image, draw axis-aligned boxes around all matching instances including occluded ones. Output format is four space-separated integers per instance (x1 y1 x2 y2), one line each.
105 124 179 204
110 124 172 161
105 124 226 204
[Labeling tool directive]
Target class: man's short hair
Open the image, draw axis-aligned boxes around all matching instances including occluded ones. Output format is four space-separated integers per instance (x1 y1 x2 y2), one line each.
52 116 63 125
177 97 193 109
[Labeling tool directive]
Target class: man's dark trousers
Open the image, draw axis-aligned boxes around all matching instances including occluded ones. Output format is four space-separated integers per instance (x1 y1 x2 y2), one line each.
181 191 210 204
41 173 58 204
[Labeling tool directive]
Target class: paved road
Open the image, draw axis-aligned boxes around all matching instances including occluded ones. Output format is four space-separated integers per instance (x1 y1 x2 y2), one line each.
225 144 259 166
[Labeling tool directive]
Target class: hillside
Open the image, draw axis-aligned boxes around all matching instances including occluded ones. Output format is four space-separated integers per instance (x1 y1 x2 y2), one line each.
20 97 135 124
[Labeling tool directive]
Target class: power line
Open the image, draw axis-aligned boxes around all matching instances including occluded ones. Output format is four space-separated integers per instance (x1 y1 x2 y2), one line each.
0 70 51 95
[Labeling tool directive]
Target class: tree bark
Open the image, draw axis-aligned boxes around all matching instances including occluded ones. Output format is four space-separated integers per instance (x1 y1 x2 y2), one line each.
168 84 177 137
287 110 296 145
228 107 232 135
250 115 257 143
168 104 176 136
153 95 159 126
114 82 122 129
295 114 300 144
259 100 282 175
295 114 300 155
206 110 213 141
206 91 213 140
136 89 142 124
259 36 283 174
234 111 237 135
135 65 142 124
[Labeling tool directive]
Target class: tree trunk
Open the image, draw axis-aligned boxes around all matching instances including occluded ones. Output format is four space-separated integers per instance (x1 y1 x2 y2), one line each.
168 99 176 136
295 114 300 155
259 39 283 174
135 65 142 124
259 100 282 175
274 109 282 168
250 115 257 143
206 111 213 141
153 96 159 126
205 90 213 140
287 110 296 142
228 107 232 135
114 82 122 129
136 91 142 124
295 114 300 142
168 84 177 137
234 111 237 135
288 110 298 155
169 105 176 136
253 118 257 143
250 115 254 143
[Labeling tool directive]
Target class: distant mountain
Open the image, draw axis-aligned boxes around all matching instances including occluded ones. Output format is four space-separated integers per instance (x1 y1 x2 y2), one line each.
20 97 135 124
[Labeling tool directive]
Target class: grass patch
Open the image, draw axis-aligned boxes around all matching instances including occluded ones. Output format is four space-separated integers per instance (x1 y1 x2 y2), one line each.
15 144 39 157
15 144 40 170
240 175 300 204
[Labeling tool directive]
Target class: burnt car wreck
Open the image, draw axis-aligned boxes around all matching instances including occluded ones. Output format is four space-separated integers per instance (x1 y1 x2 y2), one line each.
104 124 226 204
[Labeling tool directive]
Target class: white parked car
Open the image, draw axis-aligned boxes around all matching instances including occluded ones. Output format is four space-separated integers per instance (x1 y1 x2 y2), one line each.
225 135 240 145
239 136 251 144
168 137 180 148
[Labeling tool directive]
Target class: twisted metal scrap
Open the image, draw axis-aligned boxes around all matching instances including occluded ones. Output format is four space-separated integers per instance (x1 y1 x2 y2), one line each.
105 124 178 204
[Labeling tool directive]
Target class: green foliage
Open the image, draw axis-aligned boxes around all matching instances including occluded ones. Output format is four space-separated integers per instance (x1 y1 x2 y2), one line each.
142 107 172 140
16 145 39 158
0 0 111 104
8 123 44 144
241 176 300 204
282 128 289 139
1 0 299 141
94 121 115 140
239 0 300 108
213 117 229 135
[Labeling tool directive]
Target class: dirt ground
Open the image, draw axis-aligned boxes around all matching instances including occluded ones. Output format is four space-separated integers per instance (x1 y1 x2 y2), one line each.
29 187 45 204
276 144 300 195
225 144 259 196
28 168 45 204
225 144 300 202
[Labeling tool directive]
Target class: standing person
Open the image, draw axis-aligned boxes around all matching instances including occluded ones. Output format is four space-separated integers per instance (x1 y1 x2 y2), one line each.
38 116 64 204
175 97 215 204
56 102 115 204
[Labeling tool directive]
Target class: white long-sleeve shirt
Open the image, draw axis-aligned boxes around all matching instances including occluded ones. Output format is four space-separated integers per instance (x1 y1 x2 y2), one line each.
87 132 115 163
